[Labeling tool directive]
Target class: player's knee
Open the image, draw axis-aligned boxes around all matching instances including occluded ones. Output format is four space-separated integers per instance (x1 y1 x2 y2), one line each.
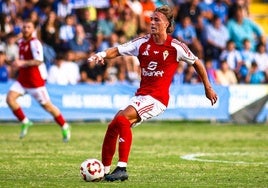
115 115 133 127
6 94 11 105
42 102 58 114
6 92 16 106
117 110 139 125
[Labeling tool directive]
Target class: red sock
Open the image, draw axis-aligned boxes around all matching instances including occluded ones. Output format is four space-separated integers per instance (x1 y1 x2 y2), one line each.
102 118 119 166
54 114 66 127
117 115 132 163
13 108 26 122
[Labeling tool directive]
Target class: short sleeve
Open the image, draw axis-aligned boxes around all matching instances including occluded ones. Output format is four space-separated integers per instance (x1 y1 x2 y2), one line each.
171 39 198 65
30 39 44 62
118 35 150 56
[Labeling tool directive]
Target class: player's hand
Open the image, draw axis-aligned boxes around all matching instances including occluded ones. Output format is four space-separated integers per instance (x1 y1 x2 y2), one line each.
205 87 218 106
88 52 106 65
13 59 26 68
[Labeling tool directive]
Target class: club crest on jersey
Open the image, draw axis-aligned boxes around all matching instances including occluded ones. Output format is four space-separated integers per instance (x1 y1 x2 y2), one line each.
142 44 151 56
23 44 29 52
163 50 169 60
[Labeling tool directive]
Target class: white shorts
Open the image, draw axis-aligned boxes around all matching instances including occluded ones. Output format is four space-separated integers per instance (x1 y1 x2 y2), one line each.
9 81 50 105
123 95 166 127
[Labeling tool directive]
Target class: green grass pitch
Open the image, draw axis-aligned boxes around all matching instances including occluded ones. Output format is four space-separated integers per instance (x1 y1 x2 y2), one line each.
0 121 267 188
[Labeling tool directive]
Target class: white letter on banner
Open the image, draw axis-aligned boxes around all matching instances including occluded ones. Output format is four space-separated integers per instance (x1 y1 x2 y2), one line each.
1 94 31 108
113 95 131 109
0 94 8 107
168 95 175 108
83 95 112 108
17 95 31 108
176 95 218 108
62 94 83 108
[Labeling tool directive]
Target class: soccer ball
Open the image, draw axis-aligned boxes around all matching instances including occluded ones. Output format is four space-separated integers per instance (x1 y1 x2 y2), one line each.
80 158 105 182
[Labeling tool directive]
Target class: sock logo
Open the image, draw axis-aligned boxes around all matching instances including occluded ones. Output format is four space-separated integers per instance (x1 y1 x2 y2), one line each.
119 138 125 143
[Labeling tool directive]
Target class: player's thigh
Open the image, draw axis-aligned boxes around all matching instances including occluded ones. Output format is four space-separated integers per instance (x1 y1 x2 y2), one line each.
6 81 25 103
119 105 141 125
8 81 26 96
128 95 166 127
26 86 50 105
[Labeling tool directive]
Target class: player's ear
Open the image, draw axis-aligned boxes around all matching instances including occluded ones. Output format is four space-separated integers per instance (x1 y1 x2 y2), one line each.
165 22 169 29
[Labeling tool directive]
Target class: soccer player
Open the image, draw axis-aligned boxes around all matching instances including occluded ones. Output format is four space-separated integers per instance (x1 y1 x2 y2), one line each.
88 5 218 181
6 19 71 142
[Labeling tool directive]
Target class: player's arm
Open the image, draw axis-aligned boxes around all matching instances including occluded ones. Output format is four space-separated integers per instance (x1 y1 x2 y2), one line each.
88 47 120 65
23 59 43 66
193 59 218 105
172 39 218 105
13 59 43 68
193 59 212 89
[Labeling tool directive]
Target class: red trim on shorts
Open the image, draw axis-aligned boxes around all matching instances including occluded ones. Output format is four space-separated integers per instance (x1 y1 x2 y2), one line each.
138 104 154 116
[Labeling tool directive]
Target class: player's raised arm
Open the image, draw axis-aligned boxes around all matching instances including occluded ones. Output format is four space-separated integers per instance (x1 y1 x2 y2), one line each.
87 47 120 65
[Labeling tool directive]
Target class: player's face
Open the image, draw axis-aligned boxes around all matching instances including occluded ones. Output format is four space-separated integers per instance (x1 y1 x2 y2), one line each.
22 22 35 40
150 12 169 35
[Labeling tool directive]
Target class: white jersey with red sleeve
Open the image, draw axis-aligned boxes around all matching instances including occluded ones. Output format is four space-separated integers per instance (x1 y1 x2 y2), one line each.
17 37 47 88
118 34 198 106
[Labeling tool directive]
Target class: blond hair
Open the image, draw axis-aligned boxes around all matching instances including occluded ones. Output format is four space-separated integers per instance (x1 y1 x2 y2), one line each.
154 5 174 34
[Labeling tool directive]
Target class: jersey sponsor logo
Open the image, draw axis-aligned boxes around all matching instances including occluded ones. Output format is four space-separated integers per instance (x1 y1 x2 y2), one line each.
147 61 157 70
142 68 164 77
154 51 159 54
142 61 164 77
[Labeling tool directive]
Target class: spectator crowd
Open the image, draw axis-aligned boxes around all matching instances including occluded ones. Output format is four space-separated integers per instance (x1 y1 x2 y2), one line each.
0 0 268 86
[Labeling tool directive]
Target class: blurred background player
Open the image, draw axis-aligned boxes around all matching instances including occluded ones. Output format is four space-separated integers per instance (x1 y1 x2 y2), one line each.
5 19 71 142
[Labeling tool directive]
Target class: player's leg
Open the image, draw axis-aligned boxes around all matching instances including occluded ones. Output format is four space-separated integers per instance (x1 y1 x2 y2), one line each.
102 117 120 174
42 101 71 142
6 82 33 138
104 95 166 182
104 106 139 182
28 86 71 142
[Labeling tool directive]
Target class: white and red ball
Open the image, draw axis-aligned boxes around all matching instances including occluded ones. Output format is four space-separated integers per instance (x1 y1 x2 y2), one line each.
80 158 104 182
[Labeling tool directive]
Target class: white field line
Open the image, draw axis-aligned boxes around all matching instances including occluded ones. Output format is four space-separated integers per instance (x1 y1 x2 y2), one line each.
180 153 268 165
